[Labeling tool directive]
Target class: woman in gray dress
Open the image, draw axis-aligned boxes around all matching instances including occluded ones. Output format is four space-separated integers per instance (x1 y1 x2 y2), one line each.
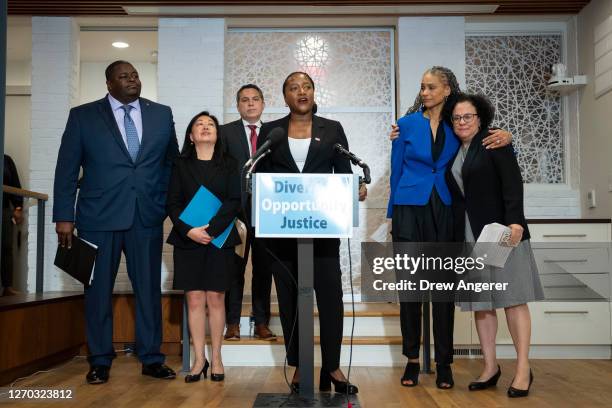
445 93 544 398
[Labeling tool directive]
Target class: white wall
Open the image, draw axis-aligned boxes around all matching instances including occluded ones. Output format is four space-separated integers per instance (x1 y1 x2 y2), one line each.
578 0 612 219
397 17 466 115
80 61 157 105
28 17 80 292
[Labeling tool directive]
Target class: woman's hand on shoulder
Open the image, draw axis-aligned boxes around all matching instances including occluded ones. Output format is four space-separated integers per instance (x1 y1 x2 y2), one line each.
389 124 399 141
507 224 523 247
483 128 512 149
359 183 367 201
187 225 212 245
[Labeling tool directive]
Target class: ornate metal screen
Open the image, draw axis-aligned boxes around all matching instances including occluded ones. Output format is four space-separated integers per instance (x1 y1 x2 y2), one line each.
466 35 564 184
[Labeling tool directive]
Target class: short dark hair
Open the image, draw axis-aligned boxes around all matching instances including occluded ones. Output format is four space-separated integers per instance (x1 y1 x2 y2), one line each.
448 93 495 130
105 60 132 81
236 84 264 104
180 111 229 168
282 71 315 97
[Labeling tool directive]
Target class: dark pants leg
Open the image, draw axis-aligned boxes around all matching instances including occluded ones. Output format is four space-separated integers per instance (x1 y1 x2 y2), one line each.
313 239 343 372
251 236 273 325
123 209 165 365
80 229 124 367
400 301 422 359
267 239 299 366
1 208 14 288
432 302 454 365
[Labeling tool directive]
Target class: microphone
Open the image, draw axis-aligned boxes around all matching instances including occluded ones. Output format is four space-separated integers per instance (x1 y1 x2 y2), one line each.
334 143 366 168
244 127 285 169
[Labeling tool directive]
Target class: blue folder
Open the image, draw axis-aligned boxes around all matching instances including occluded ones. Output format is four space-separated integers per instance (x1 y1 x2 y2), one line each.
179 185 234 248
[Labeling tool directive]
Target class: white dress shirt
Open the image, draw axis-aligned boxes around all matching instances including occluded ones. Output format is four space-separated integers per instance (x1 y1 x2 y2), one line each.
108 94 143 146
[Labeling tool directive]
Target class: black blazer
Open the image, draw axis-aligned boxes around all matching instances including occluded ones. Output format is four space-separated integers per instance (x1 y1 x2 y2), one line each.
220 119 251 169
257 114 352 174
166 156 241 249
256 114 352 260
445 128 530 242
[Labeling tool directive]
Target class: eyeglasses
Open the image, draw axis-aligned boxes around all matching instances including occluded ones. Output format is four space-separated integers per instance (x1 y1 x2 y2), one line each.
451 113 478 124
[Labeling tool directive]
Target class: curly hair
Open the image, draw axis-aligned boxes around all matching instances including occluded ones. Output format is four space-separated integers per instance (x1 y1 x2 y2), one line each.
406 66 461 124
448 93 495 130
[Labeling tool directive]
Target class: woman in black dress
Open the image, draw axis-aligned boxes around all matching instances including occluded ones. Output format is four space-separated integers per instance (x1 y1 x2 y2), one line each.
257 72 366 394
166 111 241 382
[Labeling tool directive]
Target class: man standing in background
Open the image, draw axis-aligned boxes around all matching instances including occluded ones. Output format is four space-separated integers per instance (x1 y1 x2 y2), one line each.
53 60 179 384
220 84 276 341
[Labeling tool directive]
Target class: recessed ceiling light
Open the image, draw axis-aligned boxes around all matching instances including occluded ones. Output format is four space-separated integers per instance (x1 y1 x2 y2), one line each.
112 41 129 49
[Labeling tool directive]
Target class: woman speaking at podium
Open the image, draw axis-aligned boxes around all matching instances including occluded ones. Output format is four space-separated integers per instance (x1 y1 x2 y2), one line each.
257 72 366 394
166 111 241 383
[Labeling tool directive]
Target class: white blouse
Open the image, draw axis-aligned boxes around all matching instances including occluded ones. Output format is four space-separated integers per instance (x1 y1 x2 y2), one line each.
288 137 311 172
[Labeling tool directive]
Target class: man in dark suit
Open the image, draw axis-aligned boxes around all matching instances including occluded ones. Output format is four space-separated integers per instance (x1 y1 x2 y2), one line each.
220 84 276 341
53 60 179 384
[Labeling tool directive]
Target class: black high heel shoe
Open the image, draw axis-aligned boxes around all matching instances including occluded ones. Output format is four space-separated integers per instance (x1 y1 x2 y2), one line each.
507 370 533 398
319 369 358 394
469 365 501 391
210 362 225 382
435 364 454 389
185 360 209 383
401 362 420 387
290 382 299 393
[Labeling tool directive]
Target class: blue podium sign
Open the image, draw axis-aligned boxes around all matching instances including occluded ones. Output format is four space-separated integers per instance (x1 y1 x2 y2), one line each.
254 173 355 238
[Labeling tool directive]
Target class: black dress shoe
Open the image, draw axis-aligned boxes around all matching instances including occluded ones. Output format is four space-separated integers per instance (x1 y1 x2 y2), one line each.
469 365 501 391
507 370 533 398
142 363 176 379
86 365 110 384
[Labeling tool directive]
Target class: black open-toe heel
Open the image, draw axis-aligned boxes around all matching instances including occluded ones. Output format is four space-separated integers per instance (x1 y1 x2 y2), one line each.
319 369 358 394
435 364 454 389
401 362 420 387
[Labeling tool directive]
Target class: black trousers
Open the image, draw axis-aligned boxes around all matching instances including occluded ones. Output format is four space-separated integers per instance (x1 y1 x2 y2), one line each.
264 237 343 371
1 208 14 288
391 190 455 366
225 228 273 325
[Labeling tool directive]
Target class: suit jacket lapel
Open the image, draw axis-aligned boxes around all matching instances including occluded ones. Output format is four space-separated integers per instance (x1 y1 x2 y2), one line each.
98 97 132 162
236 121 251 160
302 115 324 173
138 98 153 164
461 129 486 184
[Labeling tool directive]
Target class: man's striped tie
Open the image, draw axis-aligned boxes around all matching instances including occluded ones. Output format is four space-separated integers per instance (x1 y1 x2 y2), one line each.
121 104 140 162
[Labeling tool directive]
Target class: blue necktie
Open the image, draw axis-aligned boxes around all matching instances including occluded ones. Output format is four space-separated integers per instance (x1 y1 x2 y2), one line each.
121 104 140 162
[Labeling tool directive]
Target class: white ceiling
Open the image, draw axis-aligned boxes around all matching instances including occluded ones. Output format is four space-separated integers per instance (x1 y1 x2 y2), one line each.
7 13 573 63
79 31 157 62
7 16 157 63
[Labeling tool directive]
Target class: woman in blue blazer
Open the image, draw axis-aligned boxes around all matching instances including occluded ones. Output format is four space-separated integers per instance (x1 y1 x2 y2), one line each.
388 66 510 389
